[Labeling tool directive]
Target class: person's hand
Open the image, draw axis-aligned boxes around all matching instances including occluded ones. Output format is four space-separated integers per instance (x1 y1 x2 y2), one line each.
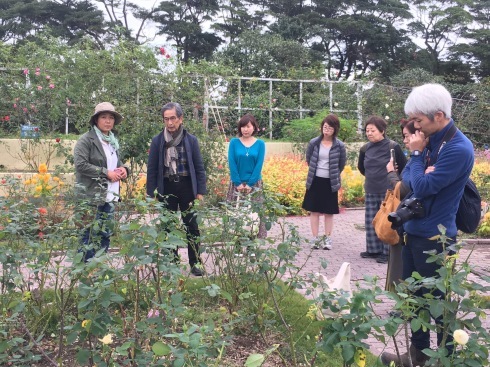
107 170 120 182
243 185 252 194
196 194 204 201
425 166 435 174
115 167 127 179
386 158 395 173
409 130 427 152
236 183 246 192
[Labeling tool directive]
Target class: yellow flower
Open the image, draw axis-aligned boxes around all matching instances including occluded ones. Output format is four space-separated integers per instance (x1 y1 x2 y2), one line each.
98 333 113 345
38 163 48 174
52 176 60 182
24 179 32 185
453 329 469 345
45 185 53 191
354 348 366 367
35 186 42 192
81 320 91 328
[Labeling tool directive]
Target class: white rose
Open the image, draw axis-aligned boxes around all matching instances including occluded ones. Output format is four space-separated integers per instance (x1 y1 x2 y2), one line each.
453 329 469 345
385 116 390 121
99 333 114 345
385 103 389 108
334 102 338 107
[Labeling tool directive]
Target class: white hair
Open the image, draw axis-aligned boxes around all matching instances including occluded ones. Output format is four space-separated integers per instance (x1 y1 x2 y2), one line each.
404 83 452 119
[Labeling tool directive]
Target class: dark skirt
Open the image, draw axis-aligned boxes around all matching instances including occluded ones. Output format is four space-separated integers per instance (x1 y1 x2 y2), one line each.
302 176 339 214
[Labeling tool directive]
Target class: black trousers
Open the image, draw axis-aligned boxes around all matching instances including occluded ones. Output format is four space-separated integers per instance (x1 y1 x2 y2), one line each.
402 234 454 352
163 176 200 266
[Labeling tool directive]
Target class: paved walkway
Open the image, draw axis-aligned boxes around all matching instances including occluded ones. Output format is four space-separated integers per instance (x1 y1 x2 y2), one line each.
258 208 490 357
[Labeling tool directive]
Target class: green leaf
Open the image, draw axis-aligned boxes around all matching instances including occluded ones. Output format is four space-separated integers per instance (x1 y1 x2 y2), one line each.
410 318 421 332
152 341 171 356
245 353 265 367
0 341 9 353
220 290 232 303
76 349 91 364
341 344 355 364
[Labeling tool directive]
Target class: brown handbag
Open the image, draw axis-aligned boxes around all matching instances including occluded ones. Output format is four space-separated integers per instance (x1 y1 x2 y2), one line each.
372 182 402 245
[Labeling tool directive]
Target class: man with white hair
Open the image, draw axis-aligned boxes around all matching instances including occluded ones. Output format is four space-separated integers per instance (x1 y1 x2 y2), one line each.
381 83 474 366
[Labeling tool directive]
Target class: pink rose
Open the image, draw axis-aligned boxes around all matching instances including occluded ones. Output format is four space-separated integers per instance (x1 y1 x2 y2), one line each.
37 86 42 91
23 69 29 75
46 75 51 80
49 84 55 89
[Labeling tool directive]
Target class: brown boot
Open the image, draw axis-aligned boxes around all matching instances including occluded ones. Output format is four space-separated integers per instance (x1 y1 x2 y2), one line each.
380 344 429 366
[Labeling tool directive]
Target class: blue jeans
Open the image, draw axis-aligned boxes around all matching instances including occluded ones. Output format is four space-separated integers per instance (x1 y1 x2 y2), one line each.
402 234 454 351
79 202 115 262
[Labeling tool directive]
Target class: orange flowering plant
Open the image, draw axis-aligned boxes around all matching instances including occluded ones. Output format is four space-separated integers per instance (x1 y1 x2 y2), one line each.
339 165 365 207
262 154 308 215
23 163 65 198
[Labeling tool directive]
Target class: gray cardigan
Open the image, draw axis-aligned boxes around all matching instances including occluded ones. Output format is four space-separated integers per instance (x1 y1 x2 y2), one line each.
305 136 347 192
74 128 129 203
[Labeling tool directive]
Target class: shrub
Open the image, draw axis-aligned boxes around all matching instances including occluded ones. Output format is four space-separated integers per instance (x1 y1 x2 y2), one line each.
262 155 307 215
340 165 365 207
281 109 358 147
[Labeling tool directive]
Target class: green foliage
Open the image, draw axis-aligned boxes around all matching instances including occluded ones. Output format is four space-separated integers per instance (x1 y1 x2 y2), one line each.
282 109 358 145
313 232 490 367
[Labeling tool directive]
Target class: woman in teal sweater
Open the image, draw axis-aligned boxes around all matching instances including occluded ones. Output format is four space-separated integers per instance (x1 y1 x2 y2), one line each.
227 114 266 239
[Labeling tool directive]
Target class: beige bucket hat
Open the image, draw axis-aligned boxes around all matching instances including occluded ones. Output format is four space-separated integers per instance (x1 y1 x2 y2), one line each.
90 102 123 125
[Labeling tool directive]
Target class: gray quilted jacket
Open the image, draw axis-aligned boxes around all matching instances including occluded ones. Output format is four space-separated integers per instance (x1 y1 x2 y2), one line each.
305 136 347 192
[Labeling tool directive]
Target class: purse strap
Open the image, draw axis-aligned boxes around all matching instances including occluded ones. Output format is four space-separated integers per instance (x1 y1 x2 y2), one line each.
393 181 402 199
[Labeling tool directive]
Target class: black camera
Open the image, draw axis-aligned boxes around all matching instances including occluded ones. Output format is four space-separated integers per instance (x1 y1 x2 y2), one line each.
388 197 425 228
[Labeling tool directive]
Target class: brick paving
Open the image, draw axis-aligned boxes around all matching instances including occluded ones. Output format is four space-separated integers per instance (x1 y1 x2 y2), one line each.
252 208 490 358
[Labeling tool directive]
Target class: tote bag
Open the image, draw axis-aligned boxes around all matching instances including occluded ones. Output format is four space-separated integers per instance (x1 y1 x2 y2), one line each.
372 182 402 245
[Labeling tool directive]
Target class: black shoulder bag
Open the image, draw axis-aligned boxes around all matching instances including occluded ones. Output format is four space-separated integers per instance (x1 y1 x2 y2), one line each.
432 124 481 233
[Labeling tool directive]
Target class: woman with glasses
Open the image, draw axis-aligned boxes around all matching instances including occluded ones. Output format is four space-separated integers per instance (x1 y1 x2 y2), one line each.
302 114 347 250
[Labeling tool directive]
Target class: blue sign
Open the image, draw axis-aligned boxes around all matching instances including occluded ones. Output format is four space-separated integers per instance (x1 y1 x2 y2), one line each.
20 125 40 138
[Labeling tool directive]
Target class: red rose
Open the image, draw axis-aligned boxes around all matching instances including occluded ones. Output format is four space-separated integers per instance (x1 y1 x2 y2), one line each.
4 116 9 121
55 138 61 143
34 127 39 132
38 207 48 215
165 54 171 59
159 47 166 55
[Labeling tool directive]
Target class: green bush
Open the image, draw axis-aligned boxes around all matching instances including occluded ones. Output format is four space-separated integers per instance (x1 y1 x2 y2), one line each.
282 110 358 144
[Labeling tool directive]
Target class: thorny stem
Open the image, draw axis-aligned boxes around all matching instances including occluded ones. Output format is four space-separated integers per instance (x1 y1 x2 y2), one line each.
19 316 58 367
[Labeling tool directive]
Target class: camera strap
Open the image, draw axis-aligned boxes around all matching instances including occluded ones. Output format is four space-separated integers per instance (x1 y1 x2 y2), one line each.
428 123 458 167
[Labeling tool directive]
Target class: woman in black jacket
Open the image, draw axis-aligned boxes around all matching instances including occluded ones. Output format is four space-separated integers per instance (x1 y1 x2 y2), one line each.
302 114 346 250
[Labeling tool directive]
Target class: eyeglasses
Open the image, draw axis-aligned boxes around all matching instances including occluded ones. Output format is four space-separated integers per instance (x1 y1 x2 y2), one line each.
164 116 179 122
323 125 334 130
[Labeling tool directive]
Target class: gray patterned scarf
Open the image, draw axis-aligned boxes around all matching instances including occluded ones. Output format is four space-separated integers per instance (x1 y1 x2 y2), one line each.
164 125 184 176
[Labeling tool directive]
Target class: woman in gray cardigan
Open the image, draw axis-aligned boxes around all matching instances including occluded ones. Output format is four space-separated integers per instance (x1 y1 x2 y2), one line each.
74 102 129 261
302 114 346 250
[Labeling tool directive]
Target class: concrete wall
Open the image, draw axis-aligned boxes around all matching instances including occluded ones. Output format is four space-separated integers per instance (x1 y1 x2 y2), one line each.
0 139 299 172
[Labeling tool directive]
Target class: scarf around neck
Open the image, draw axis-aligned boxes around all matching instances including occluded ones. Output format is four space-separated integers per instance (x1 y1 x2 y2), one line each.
164 125 184 176
94 126 120 151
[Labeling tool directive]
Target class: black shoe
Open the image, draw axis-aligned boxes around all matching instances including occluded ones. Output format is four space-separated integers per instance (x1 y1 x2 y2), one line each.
389 310 402 318
190 265 203 277
376 254 388 264
360 251 381 259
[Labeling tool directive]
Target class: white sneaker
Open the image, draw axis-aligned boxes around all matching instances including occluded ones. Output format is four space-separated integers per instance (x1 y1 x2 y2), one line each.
311 238 320 250
323 237 332 250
